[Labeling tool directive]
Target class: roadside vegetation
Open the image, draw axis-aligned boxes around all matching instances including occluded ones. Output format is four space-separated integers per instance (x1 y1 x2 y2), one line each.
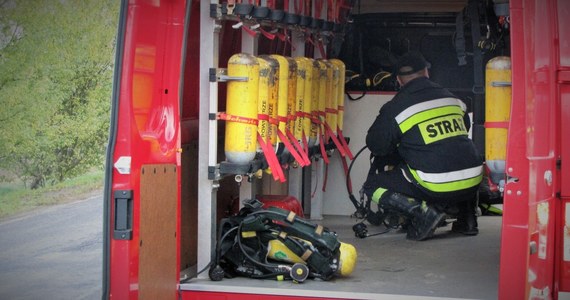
0 0 119 218
0 169 104 219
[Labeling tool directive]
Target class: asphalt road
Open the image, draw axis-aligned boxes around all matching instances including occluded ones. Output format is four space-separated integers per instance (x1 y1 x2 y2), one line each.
0 194 103 300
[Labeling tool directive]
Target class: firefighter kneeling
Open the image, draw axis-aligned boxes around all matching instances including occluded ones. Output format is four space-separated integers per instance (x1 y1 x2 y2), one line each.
363 52 483 241
210 199 357 282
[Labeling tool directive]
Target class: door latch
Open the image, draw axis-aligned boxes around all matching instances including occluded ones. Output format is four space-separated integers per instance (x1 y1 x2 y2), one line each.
113 190 133 240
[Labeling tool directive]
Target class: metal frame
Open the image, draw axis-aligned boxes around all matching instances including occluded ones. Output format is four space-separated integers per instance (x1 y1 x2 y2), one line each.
197 0 221 276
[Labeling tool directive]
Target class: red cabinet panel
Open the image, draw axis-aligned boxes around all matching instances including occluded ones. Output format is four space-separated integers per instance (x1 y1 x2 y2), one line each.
562 81 570 197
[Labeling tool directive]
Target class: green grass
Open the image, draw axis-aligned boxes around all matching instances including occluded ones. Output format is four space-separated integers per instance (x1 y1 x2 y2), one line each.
0 170 105 220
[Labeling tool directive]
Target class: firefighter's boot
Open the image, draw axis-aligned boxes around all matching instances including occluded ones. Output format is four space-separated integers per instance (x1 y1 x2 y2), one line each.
451 198 479 235
379 192 445 241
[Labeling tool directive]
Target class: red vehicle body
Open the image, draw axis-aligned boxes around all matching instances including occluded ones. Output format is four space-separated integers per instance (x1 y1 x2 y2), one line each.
102 0 570 299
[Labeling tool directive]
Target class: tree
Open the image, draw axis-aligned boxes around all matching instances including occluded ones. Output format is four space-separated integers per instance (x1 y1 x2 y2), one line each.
0 0 119 188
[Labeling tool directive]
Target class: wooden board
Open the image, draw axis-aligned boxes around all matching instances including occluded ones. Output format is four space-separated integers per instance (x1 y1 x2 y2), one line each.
139 164 178 300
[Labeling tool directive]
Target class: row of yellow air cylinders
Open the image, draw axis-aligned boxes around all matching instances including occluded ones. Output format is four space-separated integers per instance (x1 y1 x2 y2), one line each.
224 53 349 182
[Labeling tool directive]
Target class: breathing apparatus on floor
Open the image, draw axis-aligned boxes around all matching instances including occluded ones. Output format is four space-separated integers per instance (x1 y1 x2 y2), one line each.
209 199 357 283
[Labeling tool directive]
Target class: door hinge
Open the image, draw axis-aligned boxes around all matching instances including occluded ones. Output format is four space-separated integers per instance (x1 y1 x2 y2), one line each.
556 158 562 170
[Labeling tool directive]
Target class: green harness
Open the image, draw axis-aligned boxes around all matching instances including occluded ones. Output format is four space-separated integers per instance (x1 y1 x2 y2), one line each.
210 199 342 282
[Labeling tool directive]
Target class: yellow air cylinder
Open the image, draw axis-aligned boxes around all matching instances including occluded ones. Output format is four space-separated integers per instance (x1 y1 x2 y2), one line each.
267 239 304 264
293 57 306 140
286 57 298 135
300 58 313 140
329 59 346 132
316 60 328 136
258 55 280 147
225 53 259 164
324 60 339 135
294 57 308 140
485 56 511 182
257 57 271 150
270 55 296 143
309 59 321 146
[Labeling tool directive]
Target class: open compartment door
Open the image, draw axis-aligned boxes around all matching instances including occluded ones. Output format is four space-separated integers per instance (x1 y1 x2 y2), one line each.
556 0 570 294
499 0 560 298
102 0 189 299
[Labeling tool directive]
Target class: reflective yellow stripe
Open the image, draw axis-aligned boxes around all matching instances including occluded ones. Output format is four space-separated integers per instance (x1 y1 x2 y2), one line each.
399 106 465 133
408 166 483 192
416 165 483 183
395 97 466 124
372 187 388 203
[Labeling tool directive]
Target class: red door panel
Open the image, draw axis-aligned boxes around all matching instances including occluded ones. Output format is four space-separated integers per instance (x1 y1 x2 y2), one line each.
500 0 559 298
104 1 187 299
556 0 570 293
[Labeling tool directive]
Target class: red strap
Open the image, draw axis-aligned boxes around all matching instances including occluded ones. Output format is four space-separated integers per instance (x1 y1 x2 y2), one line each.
305 33 315 46
259 27 276 40
286 130 311 166
276 30 287 41
335 0 343 22
258 114 269 121
337 128 354 160
315 0 323 18
325 108 338 114
217 112 258 126
484 121 509 128
283 29 296 52
318 125 330 164
257 133 286 182
340 152 353 193
322 162 329 192
327 0 334 21
317 39 326 59
310 114 321 124
277 130 308 167
323 122 346 157
302 131 310 158
241 25 258 37
267 0 275 9
293 0 302 14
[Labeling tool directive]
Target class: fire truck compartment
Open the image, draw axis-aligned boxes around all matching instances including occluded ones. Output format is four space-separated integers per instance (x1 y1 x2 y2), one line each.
180 214 500 300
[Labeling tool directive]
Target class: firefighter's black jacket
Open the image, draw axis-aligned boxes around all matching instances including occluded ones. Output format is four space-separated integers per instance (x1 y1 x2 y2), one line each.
366 77 483 193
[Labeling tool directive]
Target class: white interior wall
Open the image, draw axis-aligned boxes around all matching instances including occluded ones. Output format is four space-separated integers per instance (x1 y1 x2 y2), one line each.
322 93 394 216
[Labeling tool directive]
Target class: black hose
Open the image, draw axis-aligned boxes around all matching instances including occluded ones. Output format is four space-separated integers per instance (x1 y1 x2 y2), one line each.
237 223 282 270
250 272 289 279
345 145 368 214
